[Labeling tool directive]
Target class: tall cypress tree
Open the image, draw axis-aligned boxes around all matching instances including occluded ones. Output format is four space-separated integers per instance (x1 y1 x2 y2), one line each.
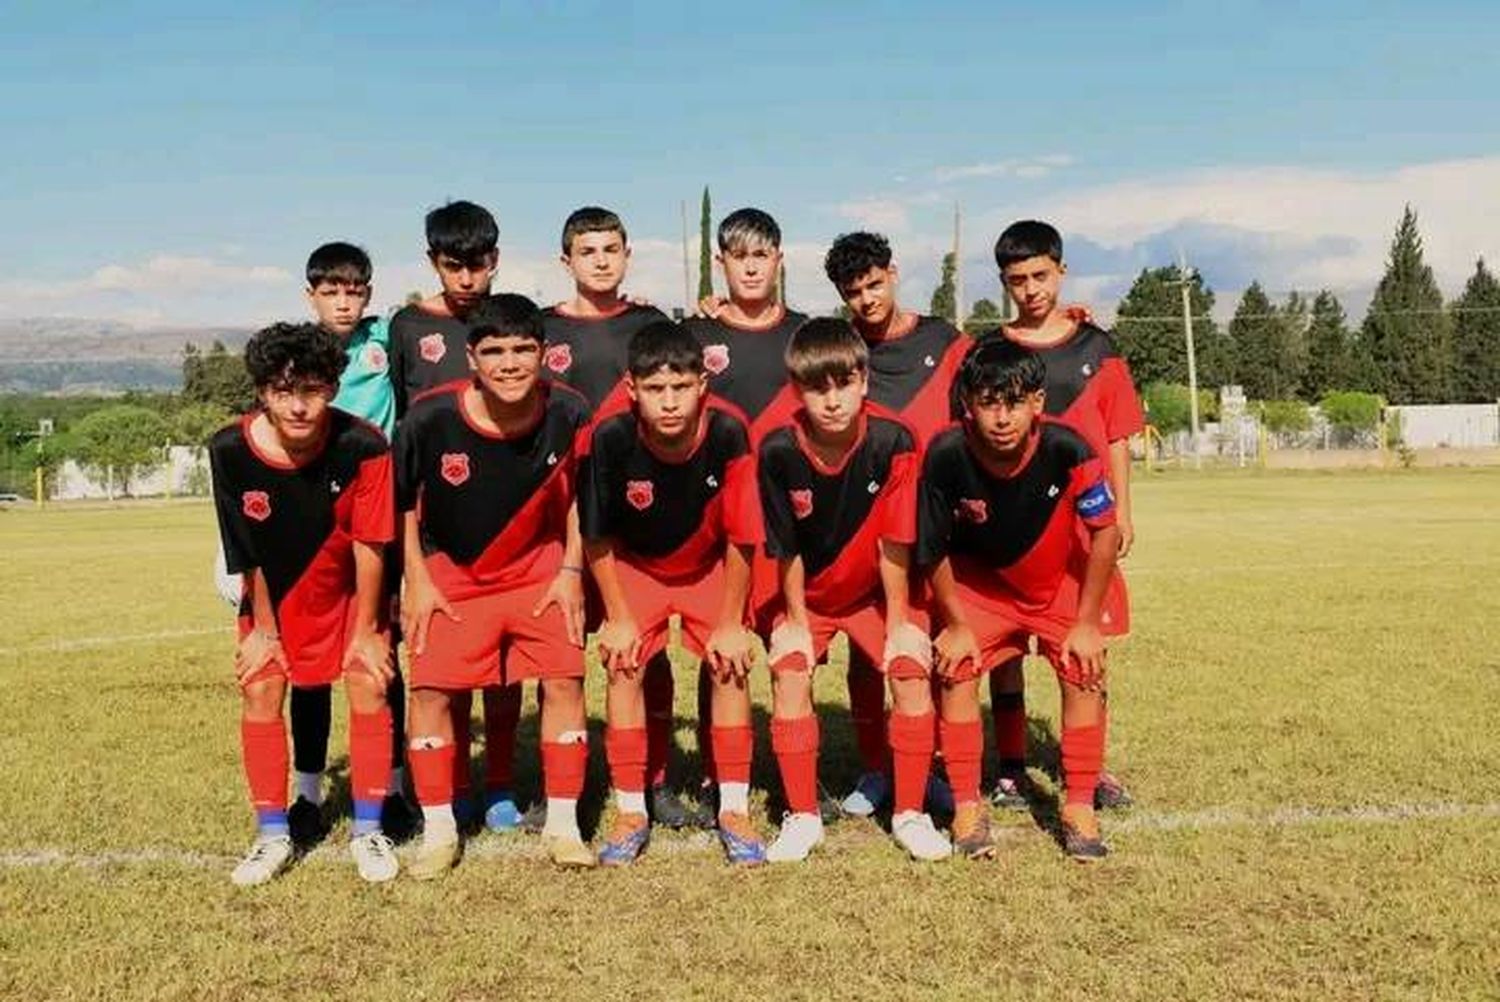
1302 289 1352 399
1451 258 1500 403
697 187 713 301
930 252 957 323
1230 282 1278 398
1362 206 1451 403
1114 266 1224 388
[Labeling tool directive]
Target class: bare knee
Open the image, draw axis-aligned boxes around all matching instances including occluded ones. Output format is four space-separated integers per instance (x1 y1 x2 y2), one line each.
241 676 285 721
772 669 814 719
888 676 933 716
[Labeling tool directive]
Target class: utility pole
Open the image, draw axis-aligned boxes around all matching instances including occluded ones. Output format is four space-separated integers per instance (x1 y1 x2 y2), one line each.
1175 251 1203 468
953 202 964 327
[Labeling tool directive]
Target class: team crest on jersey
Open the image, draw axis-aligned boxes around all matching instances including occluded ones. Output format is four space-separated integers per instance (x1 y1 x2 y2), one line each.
419 333 447 364
957 498 988 524
702 343 730 375
242 490 272 522
364 342 388 372
544 343 573 374
626 479 655 511
789 489 813 520
440 452 471 487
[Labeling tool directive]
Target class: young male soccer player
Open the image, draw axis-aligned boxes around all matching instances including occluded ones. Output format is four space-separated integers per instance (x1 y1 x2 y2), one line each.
818 231 972 818
580 321 767 865
920 338 1127 860
280 241 411 846
988 220 1144 811
209 322 399 886
387 200 524 832
395 294 594 875
757 318 950 863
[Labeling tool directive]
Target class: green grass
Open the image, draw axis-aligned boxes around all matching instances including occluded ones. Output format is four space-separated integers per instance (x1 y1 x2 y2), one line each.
2 469 1498 1001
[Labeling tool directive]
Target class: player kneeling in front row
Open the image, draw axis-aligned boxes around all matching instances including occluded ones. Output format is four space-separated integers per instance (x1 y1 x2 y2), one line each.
210 322 400 886
758 319 950 863
919 338 1127 861
582 321 766 865
395 294 595 876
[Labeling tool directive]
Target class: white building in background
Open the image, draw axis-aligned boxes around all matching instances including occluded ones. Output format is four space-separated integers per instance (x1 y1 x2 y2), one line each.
53 446 209 500
1385 403 1500 449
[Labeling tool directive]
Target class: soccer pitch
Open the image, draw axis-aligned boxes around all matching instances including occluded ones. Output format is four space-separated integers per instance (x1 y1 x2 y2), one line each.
1 468 1497 1001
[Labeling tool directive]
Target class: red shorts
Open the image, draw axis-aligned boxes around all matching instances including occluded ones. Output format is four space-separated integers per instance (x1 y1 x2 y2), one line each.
236 602 384 688
945 570 1129 685
614 559 733 664
759 600 932 680
408 575 585 690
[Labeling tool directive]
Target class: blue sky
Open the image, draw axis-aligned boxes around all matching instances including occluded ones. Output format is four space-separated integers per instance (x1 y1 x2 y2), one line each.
1 1 1497 326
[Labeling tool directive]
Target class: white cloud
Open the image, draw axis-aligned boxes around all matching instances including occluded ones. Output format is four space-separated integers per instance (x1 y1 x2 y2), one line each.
833 197 914 234
934 153 1076 183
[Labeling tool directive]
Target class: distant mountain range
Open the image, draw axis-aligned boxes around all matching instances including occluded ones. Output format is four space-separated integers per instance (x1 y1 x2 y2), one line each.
0 318 252 393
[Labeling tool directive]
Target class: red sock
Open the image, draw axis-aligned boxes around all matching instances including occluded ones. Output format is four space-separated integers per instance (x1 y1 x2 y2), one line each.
450 692 472 800
1061 723 1104 807
483 685 521 793
241 717 288 813
710 725 754 786
992 690 1028 773
887 712 936 814
770 715 820 815
348 708 392 803
939 718 984 805
604 726 648 796
408 736 454 807
541 740 588 800
847 662 889 774
644 660 674 787
697 666 716 783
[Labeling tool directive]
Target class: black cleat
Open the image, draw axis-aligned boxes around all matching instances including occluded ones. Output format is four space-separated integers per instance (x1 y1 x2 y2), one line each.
380 793 419 843
518 801 548 835
1094 771 1135 810
650 784 714 830
287 796 328 849
989 772 1032 812
1062 821 1109 862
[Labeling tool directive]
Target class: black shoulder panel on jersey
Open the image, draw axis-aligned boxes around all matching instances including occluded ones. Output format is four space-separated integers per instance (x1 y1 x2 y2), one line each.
1038 323 1120 417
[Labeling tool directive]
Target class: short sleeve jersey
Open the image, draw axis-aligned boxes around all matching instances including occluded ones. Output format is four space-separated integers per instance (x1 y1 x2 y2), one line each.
864 314 972 447
579 397 760 582
917 419 1116 612
394 381 590 597
757 403 919 615
388 304 474 419
209 411 394 640
681 308 807 424
1001 322 1144 459
332 315 396 439
540 302 670 412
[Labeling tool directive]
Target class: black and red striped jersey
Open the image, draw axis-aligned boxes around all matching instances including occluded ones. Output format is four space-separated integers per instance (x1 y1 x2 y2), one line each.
757 402 919 615
394 380 590 596
388 304 475 419
681 308 807 423
579 397 759 582
917 418 1116 612
865 314 971 447
1000 321 1143 459
540 302 670 413
210 410 394 633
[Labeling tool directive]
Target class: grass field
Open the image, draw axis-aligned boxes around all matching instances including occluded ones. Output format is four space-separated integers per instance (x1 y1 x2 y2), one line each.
2 468 1498 1001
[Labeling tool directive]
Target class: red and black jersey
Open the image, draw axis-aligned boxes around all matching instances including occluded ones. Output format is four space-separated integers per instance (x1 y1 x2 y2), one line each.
864 314 972 447
681 308 807 424
1001 321 1143 459
388 304 475 419
757 402 919 615
917 418 1116 613
210 410 394 626
540 302 669 413
579 397 760 582
394 380 590 597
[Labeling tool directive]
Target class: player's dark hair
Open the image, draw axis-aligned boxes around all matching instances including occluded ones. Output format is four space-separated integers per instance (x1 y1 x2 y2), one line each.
628 320 704 378
824 231 893 290
561 206 627 254
426 200 499 263
244 322 348 389
466 293 544 346
993 220 1063 268
785 317 868 388
305 241 372 288
718 207 781 251
958 336 1046 405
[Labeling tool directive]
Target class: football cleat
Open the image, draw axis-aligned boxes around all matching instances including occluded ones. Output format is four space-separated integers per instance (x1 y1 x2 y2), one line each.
989 773 1031 812
597 813 651 867
765 812 824 863
483 790 522 832
716 812 767 866
839 771 889 818
1060 805 1109 863
408 830 461 880
518 801 548 835
1094 771 1135 810
892 810 952 861
542 833 597 869
349 831 400 883
650 784 713 830
951 803 997 859
230 835 294 887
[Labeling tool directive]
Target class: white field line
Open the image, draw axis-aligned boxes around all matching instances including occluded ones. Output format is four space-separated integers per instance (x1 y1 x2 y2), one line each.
2 800 1496 872
0 626 230 656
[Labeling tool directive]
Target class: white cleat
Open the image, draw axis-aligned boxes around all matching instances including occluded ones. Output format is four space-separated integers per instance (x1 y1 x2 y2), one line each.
350 831 400 883
766 812 825 863
230 834 294 887
892 810 953 861
840 771 889 818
